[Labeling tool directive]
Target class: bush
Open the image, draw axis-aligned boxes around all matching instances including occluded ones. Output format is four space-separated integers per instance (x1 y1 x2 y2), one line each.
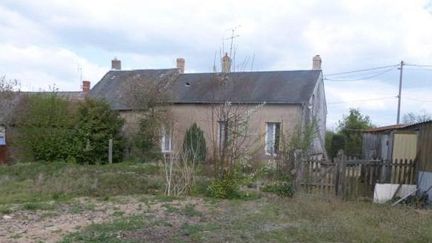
183 123 206 162
262 180 295 197
15 93 77 161
15 94 125 163
132 113 164 162
73 98 125 164
206 173 240 199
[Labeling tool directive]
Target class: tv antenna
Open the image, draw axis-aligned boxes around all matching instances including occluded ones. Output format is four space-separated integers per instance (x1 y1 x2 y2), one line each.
225 26 240 57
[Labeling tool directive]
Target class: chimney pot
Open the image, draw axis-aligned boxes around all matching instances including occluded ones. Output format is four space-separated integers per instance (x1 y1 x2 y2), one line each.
112 58 121 70
221 53 232 73
312 55 322 70
176 58 185 74
82 80 91 96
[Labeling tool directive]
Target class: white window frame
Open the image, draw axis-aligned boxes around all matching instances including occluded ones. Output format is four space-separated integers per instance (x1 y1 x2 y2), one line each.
161 126 172 153
265 122 280 156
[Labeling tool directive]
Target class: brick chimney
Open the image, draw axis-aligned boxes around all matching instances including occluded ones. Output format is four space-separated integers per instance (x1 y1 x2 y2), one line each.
111 58 121 70
221 53 232 73
176 58 185 74
312 55 322 70
82 80 91 96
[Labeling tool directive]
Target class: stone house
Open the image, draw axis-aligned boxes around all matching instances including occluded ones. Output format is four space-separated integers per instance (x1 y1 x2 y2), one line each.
90 55 327 161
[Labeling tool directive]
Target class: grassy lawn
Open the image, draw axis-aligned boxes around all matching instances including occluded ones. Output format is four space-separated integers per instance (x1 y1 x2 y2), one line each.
0 162 431 242
0 161 162 204
60 194 432 243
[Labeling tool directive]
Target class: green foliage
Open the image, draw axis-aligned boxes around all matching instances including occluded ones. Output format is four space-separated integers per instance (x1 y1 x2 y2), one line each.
182 123 206 162
287 119 318 153
16 93 77 161
325 131 345 159
15 94 125 163
73 98 125 164
262 180 294 197
133 112 164 162
0 162 163 204
336 108 373 157
207 172 240 199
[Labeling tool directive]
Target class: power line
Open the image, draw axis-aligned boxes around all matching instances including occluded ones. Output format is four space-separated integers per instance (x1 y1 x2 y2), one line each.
405 63 432 68
404 97 432 103
324 67 396 81
404 67 432 71
328 96 396 105
325 64 398 76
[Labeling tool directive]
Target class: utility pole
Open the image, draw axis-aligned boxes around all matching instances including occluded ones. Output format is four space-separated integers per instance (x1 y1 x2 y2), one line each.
396 60 404 124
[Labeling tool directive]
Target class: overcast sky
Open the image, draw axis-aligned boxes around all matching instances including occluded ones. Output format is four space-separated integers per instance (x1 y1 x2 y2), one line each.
1 0 432 129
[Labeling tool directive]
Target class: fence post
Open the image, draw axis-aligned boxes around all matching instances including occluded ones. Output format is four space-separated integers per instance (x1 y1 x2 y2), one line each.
338 150 346 199
335 158 339 196
108 139 113 164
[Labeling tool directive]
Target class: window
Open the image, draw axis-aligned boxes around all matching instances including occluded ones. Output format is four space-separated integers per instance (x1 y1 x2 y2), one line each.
265 122 281 155
161 126 172 153
0 126 5 145
218 120 228 152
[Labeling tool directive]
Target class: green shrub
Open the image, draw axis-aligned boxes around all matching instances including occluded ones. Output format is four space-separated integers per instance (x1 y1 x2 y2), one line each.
73 98 125 164
262 180 295 197
132 113 163 162
15 93 77 161
207 174 240 199
183 123 206 162
14 94 125 164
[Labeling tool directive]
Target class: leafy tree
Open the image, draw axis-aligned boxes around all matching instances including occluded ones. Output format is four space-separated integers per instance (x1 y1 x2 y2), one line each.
73 98 125 164
183 123 206 162
16 93 77 161
325 131 335 158
336 108 373 157
133 112 164 162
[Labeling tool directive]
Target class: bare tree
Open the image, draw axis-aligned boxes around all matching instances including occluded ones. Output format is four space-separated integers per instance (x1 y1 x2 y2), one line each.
403 111 432 124
0 76 19 126
163 149 198 196
207 73 265 178
122 71 179 159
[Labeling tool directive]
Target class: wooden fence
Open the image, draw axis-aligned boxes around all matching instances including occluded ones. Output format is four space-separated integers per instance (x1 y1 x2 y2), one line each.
299 157 417 199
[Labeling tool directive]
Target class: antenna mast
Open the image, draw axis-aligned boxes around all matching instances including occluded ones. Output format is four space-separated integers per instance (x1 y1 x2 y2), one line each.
225 26 240 58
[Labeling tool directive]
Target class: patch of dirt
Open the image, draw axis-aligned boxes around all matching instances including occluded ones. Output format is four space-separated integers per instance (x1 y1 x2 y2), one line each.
0 197 143 243
0 196 209 243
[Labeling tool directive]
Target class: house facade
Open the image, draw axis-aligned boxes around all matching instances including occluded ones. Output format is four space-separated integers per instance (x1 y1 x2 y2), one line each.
90 55 327 160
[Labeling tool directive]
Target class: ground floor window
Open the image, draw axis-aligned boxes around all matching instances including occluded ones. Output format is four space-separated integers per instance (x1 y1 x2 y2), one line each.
265 122 280 155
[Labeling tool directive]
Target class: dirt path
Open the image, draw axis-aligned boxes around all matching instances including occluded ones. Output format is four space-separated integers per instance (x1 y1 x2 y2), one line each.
0 197 147 242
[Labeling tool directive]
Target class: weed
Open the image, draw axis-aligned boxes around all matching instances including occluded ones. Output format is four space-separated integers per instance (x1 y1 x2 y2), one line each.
22 202 55 211
0 205 12 215
182 204 202 217
162 203 179 213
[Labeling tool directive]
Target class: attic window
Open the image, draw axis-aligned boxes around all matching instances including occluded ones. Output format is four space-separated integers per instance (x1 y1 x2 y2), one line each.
185 82 191 87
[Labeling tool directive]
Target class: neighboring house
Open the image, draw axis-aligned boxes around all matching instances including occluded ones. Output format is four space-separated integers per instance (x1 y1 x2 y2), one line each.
90 55 327 160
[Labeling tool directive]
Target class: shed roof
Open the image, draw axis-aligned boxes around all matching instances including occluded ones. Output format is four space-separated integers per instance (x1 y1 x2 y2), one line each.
90 69 322 110
363 124 408 133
